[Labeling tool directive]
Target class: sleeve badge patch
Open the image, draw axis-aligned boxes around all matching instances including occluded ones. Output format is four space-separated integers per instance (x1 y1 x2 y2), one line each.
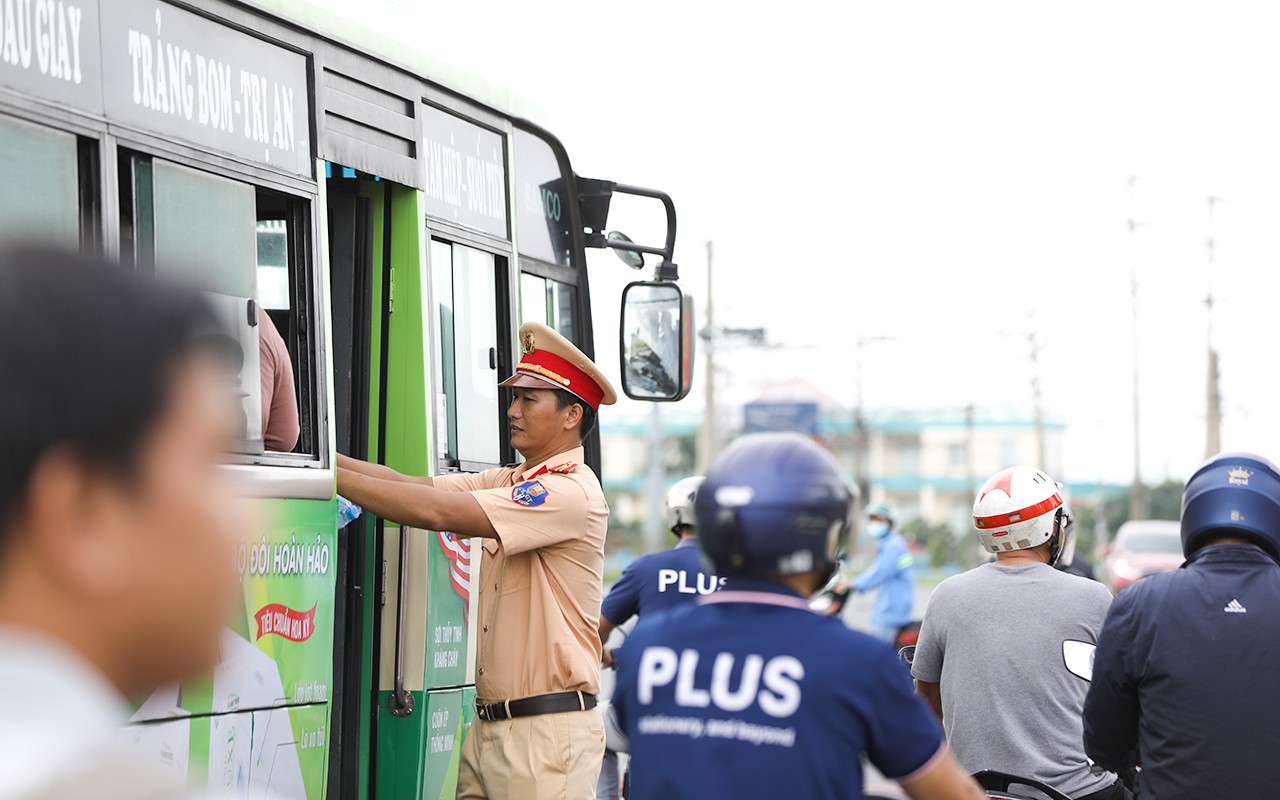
512 480 549 507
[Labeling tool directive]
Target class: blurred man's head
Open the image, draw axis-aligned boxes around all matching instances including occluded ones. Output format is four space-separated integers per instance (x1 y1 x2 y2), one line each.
0 246 239 697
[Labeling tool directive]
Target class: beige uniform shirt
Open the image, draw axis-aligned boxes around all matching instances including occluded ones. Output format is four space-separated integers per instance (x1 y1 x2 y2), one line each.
433 446 607 703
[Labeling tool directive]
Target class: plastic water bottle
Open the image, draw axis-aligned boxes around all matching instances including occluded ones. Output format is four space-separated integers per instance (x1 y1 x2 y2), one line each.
338 495 363 526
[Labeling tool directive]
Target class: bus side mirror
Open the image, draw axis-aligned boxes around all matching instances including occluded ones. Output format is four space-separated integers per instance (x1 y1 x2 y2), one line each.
619 281 694 402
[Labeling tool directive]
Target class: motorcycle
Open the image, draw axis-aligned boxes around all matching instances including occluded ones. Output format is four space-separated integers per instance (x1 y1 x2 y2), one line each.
864 769 1074 800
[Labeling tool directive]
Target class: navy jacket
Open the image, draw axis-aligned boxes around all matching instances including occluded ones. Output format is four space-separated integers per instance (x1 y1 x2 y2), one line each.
1083 544 1280 798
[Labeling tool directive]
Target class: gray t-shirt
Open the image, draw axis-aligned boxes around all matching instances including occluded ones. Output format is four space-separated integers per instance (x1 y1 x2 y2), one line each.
911 562 1115 799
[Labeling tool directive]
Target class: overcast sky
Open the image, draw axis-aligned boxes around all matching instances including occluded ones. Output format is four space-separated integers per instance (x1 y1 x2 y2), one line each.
327 0 1280 485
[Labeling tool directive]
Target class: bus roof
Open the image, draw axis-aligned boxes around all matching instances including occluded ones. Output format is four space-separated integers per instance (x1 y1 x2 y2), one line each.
249 0 554 127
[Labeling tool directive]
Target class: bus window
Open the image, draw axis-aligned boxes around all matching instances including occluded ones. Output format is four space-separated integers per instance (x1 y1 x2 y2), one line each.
151 159 262 453
255 190 314 456
118 153 317 459
520 272 578 342
432 239 502 468
0 114 81 247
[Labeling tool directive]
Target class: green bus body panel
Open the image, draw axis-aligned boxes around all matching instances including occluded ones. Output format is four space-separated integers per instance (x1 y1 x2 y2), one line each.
369 184 483 799
372 185 433 799
382 185 431 479
121 496 337 799
375 687 476 798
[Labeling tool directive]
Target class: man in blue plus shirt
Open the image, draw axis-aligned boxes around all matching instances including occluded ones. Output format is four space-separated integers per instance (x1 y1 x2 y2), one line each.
841 502 915 642
596 475 721 799
613 434 984 800
599 476 722 665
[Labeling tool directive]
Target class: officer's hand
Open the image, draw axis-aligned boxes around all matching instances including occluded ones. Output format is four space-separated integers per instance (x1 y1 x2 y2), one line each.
601 648 616 669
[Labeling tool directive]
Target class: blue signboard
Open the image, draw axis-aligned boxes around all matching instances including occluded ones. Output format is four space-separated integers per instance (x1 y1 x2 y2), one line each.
742 402 820 435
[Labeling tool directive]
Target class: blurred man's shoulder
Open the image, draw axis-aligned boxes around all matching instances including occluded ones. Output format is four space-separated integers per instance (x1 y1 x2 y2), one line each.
9 743 198 800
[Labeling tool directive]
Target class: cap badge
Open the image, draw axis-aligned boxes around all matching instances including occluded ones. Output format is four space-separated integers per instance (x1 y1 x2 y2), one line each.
522 332 536 355
1229 467 1252 486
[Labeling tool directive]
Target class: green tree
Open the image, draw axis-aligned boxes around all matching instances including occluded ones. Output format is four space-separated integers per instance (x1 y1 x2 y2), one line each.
899 518 962 568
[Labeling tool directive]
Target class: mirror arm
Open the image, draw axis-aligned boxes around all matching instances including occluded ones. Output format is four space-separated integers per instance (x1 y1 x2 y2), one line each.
611 183 679 282
578 175 680 282
604 240 668 257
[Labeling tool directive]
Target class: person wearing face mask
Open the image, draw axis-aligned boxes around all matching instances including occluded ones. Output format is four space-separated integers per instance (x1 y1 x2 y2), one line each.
842 502 917 642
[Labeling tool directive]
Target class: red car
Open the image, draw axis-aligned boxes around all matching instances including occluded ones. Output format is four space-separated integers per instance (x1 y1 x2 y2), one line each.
1103 520 1184 593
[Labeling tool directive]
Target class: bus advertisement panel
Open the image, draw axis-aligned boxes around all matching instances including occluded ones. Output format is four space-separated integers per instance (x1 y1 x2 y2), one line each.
120 497 337 799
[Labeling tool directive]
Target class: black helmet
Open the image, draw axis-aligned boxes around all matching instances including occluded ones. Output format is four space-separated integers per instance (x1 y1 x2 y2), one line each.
1181 451 1280 559
695 433 855 581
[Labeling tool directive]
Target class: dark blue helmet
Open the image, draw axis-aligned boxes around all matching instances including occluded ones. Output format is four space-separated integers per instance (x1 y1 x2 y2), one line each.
1181 451 1280 559
695 433 855 580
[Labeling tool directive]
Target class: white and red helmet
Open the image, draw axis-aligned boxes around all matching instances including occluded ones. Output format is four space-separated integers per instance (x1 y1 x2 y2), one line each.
667 475 705 533
973 466 1065 555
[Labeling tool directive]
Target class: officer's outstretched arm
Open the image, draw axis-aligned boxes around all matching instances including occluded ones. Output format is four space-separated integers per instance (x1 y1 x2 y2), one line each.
337 453 434 486
899 748 986 800
337 468 497 538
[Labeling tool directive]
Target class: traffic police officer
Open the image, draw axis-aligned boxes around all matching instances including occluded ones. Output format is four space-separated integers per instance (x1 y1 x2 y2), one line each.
596 475 722 799
1084 452 1280 797
338 321 615 800
612 433 984 800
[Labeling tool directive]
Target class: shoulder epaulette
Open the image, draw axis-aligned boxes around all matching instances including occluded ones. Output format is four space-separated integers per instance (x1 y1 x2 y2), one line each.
549 462 578 474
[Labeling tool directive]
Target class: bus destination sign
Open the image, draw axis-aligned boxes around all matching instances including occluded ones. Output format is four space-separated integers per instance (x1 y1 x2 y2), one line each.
102 0 311 178
422 103 507 238
0 0 104 113
0 0 311 178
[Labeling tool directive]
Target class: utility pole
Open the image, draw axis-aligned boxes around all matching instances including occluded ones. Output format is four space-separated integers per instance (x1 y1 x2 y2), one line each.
1028 326 1046 469
853 336 893 523
697 241 716 473
1205 196 1223 459
964 402 977 568
1127 175 1147 520
644 401 665 554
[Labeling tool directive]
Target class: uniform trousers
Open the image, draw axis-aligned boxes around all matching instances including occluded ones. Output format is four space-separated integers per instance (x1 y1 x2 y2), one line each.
457 707 605 800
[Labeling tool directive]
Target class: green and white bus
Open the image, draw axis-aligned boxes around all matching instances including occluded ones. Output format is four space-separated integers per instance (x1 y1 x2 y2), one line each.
0 1 692 796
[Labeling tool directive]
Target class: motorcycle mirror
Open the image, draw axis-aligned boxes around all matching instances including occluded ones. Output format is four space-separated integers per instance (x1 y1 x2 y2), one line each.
1062 639 1096 681
898 645 916 667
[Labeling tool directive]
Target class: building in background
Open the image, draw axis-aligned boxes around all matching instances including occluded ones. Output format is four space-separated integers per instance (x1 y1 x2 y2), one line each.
599 379 1126 564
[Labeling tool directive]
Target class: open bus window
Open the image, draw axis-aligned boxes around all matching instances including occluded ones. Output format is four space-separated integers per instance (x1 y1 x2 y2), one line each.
432 239 502 469
255 190 314 457
118 152 317 460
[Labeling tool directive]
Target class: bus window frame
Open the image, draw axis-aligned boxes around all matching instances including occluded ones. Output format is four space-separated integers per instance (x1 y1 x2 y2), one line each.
0 105 105 253
510 120 601 475
425 219 518 473
109 134 331 478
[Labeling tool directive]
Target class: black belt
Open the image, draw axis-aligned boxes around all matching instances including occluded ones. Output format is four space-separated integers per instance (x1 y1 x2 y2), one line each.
475 691 597 722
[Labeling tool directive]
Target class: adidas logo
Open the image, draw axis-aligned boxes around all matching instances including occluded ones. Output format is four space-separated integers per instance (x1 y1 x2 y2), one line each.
1224 599 1248 614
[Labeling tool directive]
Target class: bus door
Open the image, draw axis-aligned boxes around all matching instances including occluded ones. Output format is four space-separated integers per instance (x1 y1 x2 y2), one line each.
324 167 382 799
